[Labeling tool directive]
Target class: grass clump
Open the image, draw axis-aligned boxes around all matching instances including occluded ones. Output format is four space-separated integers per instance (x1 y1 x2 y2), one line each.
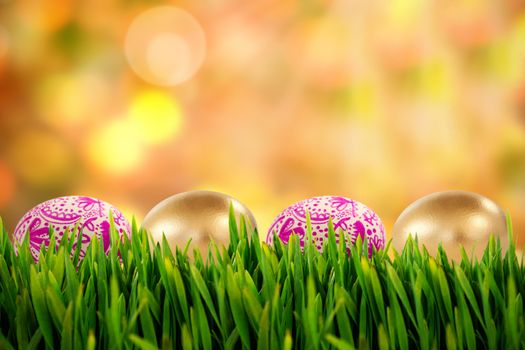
0 213 523 349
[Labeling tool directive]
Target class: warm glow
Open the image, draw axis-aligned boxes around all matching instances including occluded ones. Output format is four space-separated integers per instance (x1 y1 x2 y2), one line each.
124 6 206 86
0 27 8 59
34 72 112 128
128 90 183 145
86 119 144 175
0 1 524 245
7 129 73 187
0 161 15 209
147 34 192 84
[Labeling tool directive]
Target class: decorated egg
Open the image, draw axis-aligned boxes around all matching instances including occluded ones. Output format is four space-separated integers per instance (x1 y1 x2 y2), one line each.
266 196 385 256
13 196 131 262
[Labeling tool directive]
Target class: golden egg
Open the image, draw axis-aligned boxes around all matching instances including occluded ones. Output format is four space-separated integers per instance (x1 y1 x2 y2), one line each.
392 190 508 260
141 190 257 255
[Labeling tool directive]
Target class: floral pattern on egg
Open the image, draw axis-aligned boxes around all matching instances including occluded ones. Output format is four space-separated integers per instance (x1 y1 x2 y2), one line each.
266 196 385 256
13 196 131 262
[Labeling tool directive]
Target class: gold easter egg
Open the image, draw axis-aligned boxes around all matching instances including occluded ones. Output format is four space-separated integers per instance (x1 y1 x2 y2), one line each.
141 190 257 255
392 190 508 260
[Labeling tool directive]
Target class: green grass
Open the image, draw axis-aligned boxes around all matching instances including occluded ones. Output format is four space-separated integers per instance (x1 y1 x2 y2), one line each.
0 212 524 350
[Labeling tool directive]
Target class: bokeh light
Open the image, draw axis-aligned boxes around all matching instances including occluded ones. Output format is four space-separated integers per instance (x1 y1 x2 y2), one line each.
0 1 524 248
128 90 183 145
34 72 113 129
0 26 8 76
0 27 8 59
7 129 74 188
0 161 16 209
85 119 144 176
124 6 206 86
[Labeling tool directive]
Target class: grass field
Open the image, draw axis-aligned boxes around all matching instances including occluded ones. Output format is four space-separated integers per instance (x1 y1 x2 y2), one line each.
0 213 523 349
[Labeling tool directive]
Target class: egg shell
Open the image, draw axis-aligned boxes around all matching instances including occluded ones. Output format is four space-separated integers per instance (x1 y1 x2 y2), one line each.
267 196 385 256
392 190 508 260
141 190 257 255
13 196 131 262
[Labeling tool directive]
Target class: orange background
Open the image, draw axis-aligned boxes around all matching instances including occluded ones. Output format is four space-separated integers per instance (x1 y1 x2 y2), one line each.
0 0 524 247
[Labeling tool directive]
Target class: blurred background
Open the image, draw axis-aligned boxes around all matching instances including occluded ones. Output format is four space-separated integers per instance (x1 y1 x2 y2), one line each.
0 0 524 246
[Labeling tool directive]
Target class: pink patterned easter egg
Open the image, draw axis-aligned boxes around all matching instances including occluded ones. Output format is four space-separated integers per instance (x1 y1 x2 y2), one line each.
13 196 131 263
266 196 386 256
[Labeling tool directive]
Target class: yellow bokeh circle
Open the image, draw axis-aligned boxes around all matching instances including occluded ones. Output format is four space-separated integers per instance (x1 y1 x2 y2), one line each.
128 90 183 145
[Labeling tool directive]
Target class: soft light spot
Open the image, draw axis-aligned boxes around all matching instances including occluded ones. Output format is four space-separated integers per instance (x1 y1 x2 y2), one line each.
0 161 15 209
8 129 73 187
128 90 183 145
86 119 144 175
124 6 206 86
0 27 9 59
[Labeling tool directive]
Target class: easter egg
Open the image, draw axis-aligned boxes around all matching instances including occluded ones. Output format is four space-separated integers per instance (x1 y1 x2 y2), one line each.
266 196 385 256
392 190 508 260
141 190 257 255
13 196 131 262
